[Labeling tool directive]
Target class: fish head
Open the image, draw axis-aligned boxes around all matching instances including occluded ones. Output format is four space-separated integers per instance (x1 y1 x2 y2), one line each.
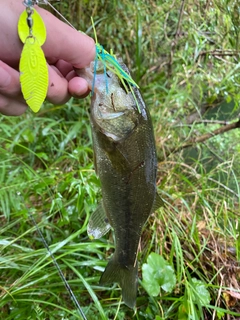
76 61 140 141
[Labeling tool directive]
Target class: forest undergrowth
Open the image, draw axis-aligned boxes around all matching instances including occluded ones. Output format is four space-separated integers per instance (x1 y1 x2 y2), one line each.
0 1 239 319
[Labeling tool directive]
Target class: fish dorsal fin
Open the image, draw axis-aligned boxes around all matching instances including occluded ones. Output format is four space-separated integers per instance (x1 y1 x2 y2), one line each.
152 192 165 212
87 201 111 239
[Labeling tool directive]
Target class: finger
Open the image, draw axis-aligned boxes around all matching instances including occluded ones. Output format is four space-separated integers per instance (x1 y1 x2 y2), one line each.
0 61 27 115
47 64 90 103
68 73 90 98
0 1 23 68
47 61 91 98
0 94 27 116
47 65 70 104
0 61 22 98
55 60 73 77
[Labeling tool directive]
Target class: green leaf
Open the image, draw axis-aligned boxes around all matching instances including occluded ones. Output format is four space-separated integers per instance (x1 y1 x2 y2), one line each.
142 252 176 296
192 278 211 306
217 310 225 319
178 301 189 320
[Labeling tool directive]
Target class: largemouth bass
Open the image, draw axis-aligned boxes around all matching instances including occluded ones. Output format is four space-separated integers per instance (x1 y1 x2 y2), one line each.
77 61 162 308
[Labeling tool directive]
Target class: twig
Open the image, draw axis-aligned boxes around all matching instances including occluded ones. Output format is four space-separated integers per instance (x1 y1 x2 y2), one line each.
164 118 240 158
198 50 239 57
168 0 185 77
173 119 230 127
196 50 240 62
167 31 215 37
175 0 185 37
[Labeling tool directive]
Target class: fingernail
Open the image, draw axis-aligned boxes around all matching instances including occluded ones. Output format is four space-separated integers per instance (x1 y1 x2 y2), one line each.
0 66 11 88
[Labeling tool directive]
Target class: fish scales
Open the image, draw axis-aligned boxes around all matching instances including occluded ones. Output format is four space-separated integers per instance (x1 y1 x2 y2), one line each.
77 61 159 308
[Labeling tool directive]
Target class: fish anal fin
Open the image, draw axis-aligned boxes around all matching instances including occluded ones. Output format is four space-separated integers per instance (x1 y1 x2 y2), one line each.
152 192 164 212
87 201 111 239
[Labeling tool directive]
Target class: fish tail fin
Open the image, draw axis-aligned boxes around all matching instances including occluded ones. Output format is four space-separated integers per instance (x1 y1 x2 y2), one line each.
100 257 138 308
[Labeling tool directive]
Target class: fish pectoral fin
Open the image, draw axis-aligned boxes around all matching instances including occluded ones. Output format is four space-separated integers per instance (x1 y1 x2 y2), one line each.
87 201 111 239
152 192 165 212
100 257 138 309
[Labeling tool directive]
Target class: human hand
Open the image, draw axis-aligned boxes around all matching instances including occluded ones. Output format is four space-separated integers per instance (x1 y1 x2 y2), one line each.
0 0 95 116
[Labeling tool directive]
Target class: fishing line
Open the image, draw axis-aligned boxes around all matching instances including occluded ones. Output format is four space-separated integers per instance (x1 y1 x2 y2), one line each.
18 192 87 320
16 2 87 318
41 0 77 30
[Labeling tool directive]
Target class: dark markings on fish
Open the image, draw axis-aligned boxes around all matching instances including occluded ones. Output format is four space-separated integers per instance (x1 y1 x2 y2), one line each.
119 77 130 94
111 93 116 111
106 72 111 78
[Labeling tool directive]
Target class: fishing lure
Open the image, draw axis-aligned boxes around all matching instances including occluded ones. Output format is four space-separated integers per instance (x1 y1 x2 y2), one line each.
91 18 141 112
18 0 49 112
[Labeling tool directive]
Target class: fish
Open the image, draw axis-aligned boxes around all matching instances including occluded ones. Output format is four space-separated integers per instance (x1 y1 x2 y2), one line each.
76 60 163 308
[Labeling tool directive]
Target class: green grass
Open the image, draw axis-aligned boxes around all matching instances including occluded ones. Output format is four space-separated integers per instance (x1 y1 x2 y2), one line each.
1 0 240 319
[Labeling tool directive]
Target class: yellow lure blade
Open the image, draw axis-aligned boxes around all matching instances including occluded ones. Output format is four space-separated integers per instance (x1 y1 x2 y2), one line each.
18 8 47 46
19 37 48 113
18 7 48 112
